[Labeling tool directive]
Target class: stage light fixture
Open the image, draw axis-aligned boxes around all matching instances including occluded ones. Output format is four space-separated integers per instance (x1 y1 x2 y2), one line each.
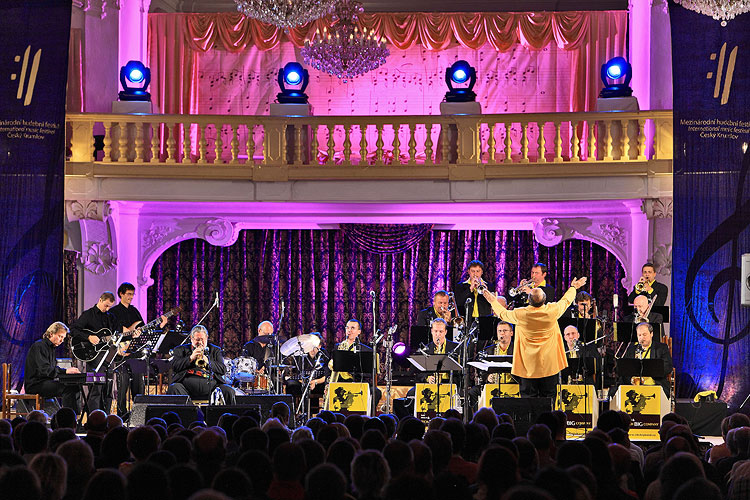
277 62 310 104
444 60 476 103
392 342 408 357
118 60 151 102
599 57 633 98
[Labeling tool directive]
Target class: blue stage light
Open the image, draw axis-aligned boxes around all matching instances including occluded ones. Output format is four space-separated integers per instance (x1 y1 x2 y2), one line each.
600 57 633 98
119 60 151 102
277 62 310 104
445 60 477 103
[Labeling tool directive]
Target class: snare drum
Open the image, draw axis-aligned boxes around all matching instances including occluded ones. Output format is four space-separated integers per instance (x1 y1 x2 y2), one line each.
234 356 258 383
252 374 270 391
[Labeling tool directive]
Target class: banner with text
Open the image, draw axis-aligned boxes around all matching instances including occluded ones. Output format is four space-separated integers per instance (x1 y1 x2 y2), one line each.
670 3 750 408
0 0 72 384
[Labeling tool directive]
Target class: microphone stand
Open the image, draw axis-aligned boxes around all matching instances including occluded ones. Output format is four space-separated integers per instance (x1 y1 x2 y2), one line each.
296 350 322 420
370 290 378 415
274 300 285 395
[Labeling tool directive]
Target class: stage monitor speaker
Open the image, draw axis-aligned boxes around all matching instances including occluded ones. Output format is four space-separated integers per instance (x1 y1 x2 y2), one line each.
234 394 295 424
133 395 191 405
491 397 552 437
393 397 413 420
145 405 200 426
741 253 750 306
675 399 727 436
204 404 265 426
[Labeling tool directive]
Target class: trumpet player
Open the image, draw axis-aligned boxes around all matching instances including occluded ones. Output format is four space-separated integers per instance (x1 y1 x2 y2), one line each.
627 262 668 307
167 325 236 404
454 260 493 325
508 263 556 307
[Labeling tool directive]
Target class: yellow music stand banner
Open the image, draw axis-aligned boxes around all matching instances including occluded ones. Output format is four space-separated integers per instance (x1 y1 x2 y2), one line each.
611 385 669 441
325 382 371 415
414 383 457 422
555 384 598 438
480 383 521 408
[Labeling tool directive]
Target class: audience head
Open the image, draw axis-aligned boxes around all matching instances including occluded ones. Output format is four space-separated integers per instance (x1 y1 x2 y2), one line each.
351 450 391 499
306 463 348 500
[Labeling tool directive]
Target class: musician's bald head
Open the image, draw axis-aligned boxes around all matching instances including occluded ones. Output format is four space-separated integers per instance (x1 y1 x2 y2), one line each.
529 288 546 307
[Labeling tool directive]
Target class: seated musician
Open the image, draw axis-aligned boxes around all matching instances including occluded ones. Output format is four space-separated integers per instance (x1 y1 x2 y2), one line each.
619 322 673 397
454 260 493 326
327 319 382 405
467 321 515 410
241 320 274 375
407 319 460 398
167 325 236 404
24 322 81 412
415 290 452 327
623 295 663 324
561 325 600 385
285 333 329 411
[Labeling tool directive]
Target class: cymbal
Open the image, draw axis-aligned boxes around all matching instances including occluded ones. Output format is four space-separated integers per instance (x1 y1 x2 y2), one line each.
253 335 275 344
280 334 321 356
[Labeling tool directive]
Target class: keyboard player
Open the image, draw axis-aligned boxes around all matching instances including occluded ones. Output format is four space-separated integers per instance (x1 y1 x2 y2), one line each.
24 322 82 412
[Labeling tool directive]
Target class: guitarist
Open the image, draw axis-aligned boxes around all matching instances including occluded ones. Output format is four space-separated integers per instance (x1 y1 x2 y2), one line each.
70 291 117 413
109 282 168 419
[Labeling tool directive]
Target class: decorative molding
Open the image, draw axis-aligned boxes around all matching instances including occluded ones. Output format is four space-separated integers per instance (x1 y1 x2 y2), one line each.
141 221 175 250
66 200 111 222
80 241 117 275
533 215 632 286
641 197 673 219
197 218 239 246
652 243 672 277
77 0 118 18
598 222 626 247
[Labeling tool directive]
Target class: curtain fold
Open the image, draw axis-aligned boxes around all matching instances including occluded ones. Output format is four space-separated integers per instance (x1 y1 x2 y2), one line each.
145 229 626 358
67 28 84 112
149 11 626 114
341 224 433 254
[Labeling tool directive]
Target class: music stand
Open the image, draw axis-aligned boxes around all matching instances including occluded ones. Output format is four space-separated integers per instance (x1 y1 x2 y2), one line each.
477 316 500 341
614 321 662 343
558 318 597 343
616 358 665 384
408 353 463 416
155 330 189 355
562 357 597 385
332 351 374 377
469 354 514 396
126 328 167 396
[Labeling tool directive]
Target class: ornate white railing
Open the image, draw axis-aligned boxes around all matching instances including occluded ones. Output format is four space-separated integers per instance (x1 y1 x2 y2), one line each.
66 110 672 175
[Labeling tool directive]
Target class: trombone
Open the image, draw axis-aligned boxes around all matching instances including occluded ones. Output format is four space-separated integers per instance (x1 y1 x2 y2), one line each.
442 292 465 329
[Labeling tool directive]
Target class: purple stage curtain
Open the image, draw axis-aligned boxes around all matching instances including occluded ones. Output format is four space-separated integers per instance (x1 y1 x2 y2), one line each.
146 229 625 357
341 224 433 254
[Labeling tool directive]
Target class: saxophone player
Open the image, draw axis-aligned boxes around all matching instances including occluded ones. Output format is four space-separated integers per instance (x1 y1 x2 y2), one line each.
167 325 236 404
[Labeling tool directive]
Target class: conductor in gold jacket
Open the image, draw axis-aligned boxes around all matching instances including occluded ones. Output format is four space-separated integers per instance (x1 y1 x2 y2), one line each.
482 276 588 398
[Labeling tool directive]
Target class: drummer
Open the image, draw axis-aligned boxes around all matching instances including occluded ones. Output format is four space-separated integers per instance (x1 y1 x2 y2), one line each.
284 332 329 410
241 320 274 374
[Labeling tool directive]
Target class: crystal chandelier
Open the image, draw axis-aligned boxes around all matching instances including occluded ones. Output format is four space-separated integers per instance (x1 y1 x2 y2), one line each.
674 0 750 25
301 0 389 82
234 0 338 30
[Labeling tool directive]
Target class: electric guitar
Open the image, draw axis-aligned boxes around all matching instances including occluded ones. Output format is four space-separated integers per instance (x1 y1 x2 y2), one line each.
71 307 180 362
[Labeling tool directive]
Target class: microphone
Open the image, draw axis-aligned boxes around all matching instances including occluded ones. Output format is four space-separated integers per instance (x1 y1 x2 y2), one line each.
370 290 376 299
635 344 643 356
214 293 219 306
465 298 472 306
373 330 384 345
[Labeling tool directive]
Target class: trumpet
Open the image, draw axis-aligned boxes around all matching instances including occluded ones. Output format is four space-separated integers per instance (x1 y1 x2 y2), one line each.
472 277 489 294
195 344 210 368
508 278 534 297
635 276 648 293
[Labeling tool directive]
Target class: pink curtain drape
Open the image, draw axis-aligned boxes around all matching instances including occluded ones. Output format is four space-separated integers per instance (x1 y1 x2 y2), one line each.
148 11 627 114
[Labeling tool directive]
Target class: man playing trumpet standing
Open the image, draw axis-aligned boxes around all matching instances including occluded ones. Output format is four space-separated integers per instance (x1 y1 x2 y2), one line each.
482 276 588 398
627 262 668 307
167 325 236 404
454 260 493 326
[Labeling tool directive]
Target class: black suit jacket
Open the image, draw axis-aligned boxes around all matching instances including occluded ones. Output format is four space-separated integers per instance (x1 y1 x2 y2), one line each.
454 282 493 318
170 342 228 386
628 280 668 306
416 307 440 327
622 341 673 397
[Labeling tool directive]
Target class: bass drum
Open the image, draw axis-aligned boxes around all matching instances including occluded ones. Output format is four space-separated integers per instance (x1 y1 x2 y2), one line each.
234 356 258 384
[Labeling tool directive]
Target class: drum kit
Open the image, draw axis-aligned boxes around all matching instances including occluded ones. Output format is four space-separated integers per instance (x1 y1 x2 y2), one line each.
223 333 322 395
